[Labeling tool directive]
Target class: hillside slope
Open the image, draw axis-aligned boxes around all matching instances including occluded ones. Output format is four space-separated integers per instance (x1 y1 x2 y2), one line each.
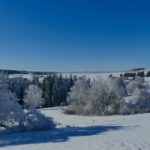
0 107 150 150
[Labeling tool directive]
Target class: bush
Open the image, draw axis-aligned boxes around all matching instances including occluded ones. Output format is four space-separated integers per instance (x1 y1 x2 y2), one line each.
66 75 150 116
18 107 55 132
127 88 150 113
66 78 126 116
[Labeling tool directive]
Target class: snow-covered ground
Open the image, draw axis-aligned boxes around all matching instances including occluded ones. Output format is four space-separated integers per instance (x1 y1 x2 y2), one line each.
9 74 34 80
9 73 48 82
61 72 123 80
0 107 150 150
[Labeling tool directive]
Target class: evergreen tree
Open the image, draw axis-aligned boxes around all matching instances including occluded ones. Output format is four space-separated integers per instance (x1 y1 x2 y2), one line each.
41 75 55 107
146 71 150 77
137 71 145 77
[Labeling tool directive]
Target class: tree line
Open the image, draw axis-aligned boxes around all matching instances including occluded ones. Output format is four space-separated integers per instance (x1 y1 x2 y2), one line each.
7 74 77 108
122 71 150 78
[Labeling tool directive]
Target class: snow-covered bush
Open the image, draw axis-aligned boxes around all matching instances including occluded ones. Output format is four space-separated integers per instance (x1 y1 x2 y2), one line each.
88 78 127 115
127 88 150 113
24 84 43 108
0 73 22 129
18 107 55 132
66 78 126 115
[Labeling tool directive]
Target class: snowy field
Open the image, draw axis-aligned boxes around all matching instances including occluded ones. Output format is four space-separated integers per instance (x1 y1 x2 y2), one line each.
61 72 123 80
9 71 124 81
0 107 150 150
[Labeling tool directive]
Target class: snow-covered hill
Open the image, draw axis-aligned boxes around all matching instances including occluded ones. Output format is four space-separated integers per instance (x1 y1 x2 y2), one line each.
0 107 150 150
8 71 124 81
8 68 150 81
61 72 123 80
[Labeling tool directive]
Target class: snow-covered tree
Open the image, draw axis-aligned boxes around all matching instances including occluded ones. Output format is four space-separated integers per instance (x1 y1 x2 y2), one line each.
0 73 22 129
66 78 125 115
88 78 124 115
127 87 150 113
67 78 90 104
66 78 90 114
24 85 43 108
0 73 54 133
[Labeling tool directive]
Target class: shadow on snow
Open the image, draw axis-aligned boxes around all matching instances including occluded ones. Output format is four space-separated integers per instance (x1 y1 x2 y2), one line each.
0 125 128 147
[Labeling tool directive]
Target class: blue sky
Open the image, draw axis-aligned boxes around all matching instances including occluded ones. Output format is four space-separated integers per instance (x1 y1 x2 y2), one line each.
0 0 150 71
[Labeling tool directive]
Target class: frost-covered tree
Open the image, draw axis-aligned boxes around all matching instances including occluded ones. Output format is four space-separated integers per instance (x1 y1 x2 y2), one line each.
24 85 43 108
127 87 150 113
88 78 125 115
66 78 125 115
67 78 90 104
66 78 90 114
0 73 22 129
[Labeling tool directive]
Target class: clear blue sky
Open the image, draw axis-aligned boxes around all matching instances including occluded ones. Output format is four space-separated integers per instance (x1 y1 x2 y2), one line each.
0 0 150 72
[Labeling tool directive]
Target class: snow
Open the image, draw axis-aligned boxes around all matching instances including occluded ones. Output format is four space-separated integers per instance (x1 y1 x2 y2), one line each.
9 74 34 80
61 72 123 80
9 74 48 82
0 107 150 150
